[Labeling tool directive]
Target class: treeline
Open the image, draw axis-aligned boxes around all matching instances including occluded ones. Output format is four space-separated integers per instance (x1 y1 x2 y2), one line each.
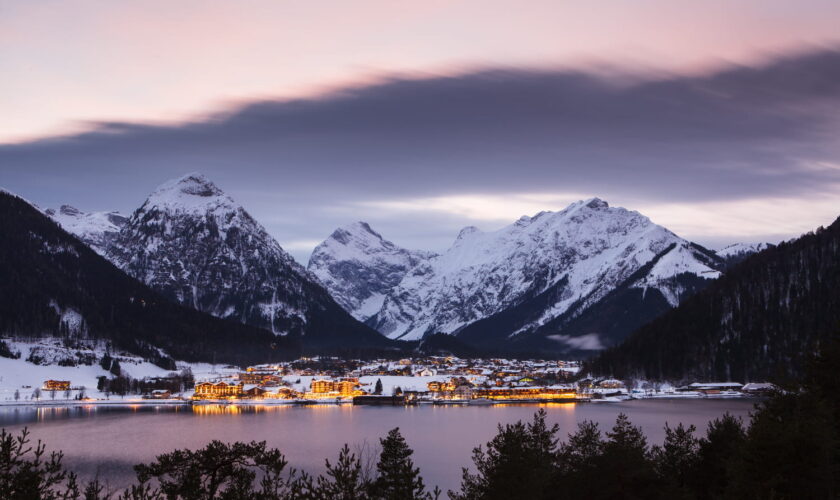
591 216 840 381
0 426 439 500
96 368 195 397
3 344 839 499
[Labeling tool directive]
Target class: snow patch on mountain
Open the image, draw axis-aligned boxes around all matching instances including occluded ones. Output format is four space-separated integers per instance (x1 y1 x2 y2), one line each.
636 243 722 307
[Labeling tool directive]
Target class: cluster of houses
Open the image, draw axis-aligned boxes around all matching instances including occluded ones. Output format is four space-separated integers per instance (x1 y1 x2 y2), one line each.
189 357 586 403
31 357 774 404
192 375 365 401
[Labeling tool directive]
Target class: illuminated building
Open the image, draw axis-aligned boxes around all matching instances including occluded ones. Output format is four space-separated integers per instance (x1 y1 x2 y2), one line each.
238 372 282 385
193 381 244 399
472 387 578 400
43 380 71 391
307 378 362 398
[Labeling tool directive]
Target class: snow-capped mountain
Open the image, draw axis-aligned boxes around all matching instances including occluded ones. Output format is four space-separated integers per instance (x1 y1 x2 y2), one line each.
104 173 385 346
362 198 723 345
45 205 127 256
308 222 435 321
0 189 290 366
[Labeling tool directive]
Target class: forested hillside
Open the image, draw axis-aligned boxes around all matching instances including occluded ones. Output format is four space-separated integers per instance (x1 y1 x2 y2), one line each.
590 217 840 381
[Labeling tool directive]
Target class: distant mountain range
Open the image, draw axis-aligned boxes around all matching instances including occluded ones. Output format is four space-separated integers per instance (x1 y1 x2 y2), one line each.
590 218 840 381
34 172 777 362
309 198 747 354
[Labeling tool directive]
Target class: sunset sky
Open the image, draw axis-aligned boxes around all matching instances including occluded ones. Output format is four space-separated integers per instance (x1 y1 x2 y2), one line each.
2 0 840 262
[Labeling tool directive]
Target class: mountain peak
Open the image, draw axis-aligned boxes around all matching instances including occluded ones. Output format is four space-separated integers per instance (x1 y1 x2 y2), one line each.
153 172 223 198
348 221 382 239
328 221 385 246
59 204 82 216
456 226 480 240
309 222 435 321
583 197 609 209
144 173 233 213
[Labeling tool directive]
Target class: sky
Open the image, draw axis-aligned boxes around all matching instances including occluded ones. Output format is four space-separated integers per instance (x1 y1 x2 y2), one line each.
2 0 840 263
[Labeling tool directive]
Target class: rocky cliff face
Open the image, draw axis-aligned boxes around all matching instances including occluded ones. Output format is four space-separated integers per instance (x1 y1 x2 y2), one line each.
308 222 435 321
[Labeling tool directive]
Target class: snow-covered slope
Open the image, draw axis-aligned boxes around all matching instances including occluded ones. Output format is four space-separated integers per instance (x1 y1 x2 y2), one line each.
717 242 770 260
308 222 435 321
717 242 769 257
105 173 385 346
368 198 722 341
45 205 127 256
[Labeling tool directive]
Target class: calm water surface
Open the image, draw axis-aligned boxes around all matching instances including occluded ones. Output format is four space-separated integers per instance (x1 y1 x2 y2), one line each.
0 400 757 492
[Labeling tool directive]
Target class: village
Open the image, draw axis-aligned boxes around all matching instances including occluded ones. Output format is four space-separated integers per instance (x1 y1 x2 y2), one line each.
25 356 775 407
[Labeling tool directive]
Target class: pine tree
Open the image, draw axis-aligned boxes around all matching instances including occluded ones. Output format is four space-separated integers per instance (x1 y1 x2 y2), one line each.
452 410 558 500
652 423 698 496
596 413 659 498
316 444 368 499
556 420 603 498
371 428 428 500
374 379 383 395
694 413 745 498
99 353 112 371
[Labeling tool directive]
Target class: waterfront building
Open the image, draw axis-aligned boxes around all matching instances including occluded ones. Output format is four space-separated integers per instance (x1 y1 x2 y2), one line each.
193 381 244 399
43 380 71 391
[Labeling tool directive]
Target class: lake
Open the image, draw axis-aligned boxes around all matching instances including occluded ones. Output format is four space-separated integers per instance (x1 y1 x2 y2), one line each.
0 399 757 493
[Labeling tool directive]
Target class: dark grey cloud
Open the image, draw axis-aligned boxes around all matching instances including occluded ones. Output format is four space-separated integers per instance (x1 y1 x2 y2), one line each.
3 49 840 261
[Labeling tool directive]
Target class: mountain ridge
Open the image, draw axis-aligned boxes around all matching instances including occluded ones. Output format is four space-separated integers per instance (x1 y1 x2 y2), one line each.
312 198 726 352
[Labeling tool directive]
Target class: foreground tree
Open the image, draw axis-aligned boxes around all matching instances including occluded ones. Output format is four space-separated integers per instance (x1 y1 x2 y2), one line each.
313 444 367 500
555 420 604 498
693 413 745 499
0 427 81 499
451 409 558 500
594 413 660 499
132 439 305 499
652 423 698 498
370 428 432 500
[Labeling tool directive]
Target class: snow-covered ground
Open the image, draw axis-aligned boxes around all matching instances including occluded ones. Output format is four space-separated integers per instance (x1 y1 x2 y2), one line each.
0 338 236 403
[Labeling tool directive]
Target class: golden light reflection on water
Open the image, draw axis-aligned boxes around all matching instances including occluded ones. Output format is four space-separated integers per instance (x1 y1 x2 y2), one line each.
36 406 69 422
189 403 358 416
27 401 577 421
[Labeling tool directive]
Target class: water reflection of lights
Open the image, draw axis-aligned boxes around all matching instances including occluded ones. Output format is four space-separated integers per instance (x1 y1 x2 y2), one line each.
189 403 357 416
191 404 244 416
36 406 70 422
